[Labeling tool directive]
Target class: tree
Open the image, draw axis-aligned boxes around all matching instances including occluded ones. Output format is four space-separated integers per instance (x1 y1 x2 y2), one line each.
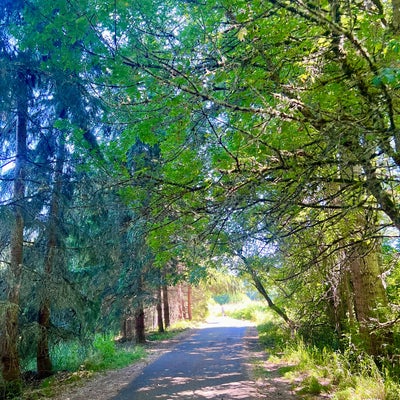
1 62 29 395
36 105 69 378
0 0 397 386
111 0 400 356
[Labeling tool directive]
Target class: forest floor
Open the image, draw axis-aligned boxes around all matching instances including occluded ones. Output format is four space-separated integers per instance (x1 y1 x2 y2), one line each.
44 319 331 400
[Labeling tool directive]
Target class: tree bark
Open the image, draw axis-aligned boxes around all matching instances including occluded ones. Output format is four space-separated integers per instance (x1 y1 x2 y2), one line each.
187 285 192 321
178 284 186 319
156 286 164 333
162 285 170 328
134 305 146 344
121 315 134 341
37 129 66 378
1 69 28 393
37 302 52 378
237 253 295 333
177 285 182 319
348 240 391 355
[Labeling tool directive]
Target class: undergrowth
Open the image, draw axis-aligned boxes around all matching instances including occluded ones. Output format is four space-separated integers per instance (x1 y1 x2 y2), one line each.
17 321 191 400
83 334 146 372
231 302 400 399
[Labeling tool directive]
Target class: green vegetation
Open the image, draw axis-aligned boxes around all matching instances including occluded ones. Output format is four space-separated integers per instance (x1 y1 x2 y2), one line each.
146 320 194 341
16 327 195 399
22 334 146 376
225 302 270 323
1 0 400 398
83 335 146 372
232 303 400 399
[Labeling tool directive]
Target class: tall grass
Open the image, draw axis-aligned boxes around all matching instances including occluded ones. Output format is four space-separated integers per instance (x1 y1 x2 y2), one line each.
52 340 89 371
22 334 146 375
224 301 269 322
146 320 194 341
83 334 146 372
230 302 400 399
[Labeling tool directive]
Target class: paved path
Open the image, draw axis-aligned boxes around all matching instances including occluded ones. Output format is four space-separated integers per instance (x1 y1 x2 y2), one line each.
112 318 259 399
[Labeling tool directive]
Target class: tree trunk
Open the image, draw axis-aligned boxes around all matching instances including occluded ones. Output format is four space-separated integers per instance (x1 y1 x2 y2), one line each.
187 286 192 321
238 253 296 334
121 315 134 341
348 240 391 355
37 301 52 378
326 259 355 339
156 286 164 333
178 284 186 319
1 69 28 394
177 285 182 319
134 305 146 344
37 130 66 378
252 272 294 330
162 285 170 328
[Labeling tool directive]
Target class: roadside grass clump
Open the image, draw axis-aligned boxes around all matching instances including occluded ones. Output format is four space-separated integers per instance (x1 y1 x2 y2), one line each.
83 334 146 372
332 377 385 400
256 315 400 399
146 330 177 341
297 375 326 395
21 340 89 374
384 377 400 400
147 320 194 341
40 334 145 374
20 327 190 399
275 339 389 398
225 301 269 322
19 335 146 399
257 319 291 351
51 340 89 372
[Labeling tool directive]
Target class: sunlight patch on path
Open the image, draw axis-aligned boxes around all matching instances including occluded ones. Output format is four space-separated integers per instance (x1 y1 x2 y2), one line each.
136 377 259 399
201 316 255 329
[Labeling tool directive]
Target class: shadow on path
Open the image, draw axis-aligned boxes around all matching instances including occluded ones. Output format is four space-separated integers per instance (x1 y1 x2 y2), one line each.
112 318 258 399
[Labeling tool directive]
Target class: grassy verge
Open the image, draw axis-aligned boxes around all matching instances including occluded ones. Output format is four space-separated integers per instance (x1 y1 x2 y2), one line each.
227 302 400 400
146 320 195 342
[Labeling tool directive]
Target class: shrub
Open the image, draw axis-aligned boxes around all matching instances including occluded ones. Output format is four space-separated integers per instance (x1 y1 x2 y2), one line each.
298 375 326 395
84 334 146 372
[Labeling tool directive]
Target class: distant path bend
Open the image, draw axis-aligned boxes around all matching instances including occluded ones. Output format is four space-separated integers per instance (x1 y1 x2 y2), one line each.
112 317 259 400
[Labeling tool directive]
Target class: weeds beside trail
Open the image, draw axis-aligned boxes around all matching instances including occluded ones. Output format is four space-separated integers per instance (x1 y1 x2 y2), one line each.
16 322 193 400
225 301 400 400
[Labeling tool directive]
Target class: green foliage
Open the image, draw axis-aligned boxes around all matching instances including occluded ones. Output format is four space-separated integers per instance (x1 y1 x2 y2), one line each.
82 334 146 371
51 341 89 372
332 378 386 400
257 318 400 399
225 302 270 322
0 380 23 400
84 343 146 372
2 0 400 393
297 375 327 395
257 320 290 351
385 377 400 400
22 334 147 376
146 321 192 341
213 294 230 305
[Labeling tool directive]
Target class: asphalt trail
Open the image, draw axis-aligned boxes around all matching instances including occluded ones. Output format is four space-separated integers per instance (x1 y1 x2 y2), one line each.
112 318 259 400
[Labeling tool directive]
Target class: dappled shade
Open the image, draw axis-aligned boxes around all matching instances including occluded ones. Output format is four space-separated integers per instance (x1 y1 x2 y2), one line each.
113 319 260 399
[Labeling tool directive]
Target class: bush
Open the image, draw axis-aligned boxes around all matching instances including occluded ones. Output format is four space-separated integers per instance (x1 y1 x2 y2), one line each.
298 375 326 395
257 321 290 351
52 340 88 372
83 334 146 372
225 302 269 322
256 317 400 399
